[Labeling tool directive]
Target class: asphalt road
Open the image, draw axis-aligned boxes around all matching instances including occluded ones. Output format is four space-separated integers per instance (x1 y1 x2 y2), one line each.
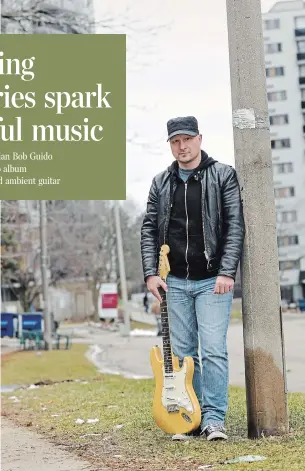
90 312 305 393
2 313 304 392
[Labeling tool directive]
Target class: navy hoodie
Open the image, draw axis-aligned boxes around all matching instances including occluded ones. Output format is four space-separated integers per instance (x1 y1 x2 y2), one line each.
167 150 218 280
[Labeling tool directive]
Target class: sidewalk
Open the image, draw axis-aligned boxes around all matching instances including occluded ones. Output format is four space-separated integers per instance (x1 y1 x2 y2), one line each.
1 418 95 471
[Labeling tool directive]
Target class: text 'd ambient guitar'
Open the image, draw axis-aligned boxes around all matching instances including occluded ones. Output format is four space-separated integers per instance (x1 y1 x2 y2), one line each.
150 244 201 434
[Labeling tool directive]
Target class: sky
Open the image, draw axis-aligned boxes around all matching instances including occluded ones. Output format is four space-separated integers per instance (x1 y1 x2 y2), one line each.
93 0 295 212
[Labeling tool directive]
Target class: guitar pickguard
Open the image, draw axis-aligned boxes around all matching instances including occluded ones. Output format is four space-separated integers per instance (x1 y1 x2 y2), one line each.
161 362 194 414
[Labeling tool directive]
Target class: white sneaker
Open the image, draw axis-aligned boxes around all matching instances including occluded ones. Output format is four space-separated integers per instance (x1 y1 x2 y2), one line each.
202 424 228 441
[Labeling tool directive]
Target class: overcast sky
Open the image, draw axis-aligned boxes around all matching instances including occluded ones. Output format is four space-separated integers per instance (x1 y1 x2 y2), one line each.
93 0 293 212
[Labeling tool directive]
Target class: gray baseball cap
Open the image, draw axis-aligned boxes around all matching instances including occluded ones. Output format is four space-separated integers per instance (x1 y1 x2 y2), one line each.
167 116 199 141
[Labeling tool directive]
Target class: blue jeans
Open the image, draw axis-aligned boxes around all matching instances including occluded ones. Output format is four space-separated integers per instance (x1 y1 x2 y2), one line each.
166 274 233 429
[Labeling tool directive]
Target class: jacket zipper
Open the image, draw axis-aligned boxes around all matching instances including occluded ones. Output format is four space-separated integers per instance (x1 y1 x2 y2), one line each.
184 182 190 279
201 174 210 269
164 178 175 245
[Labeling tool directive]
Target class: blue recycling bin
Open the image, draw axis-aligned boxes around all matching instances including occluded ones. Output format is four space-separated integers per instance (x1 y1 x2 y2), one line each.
21 313 44 333
298 299 305 312
1 313 19 338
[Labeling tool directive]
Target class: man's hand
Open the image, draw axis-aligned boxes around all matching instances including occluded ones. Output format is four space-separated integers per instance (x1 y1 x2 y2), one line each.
214 275 234 294
146 275 168 303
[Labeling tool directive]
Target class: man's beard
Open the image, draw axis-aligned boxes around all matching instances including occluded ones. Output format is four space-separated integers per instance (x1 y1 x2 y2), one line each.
178 153 193 163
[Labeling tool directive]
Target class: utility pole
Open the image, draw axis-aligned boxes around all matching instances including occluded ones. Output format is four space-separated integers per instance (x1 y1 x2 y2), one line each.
114 201 130 336
39 200 52 350
226 0 288 438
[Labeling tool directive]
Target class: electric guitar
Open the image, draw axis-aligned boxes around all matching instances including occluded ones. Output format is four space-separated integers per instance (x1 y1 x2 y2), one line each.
150 244 201 434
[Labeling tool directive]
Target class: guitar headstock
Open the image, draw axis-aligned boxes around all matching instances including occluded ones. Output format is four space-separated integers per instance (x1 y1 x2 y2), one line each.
158 244 170 281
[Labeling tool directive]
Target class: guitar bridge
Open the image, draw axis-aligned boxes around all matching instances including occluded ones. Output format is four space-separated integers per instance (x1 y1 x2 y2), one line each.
167 404 179 413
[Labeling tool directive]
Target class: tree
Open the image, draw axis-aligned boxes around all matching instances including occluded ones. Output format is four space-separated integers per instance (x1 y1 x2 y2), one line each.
1 201 41 311
119 202 145 289
1 0 168 315
47 200 115 320
1 1 94 34
0 199 144 317
1 224 20 282
46 199 144 321
1 0 168 152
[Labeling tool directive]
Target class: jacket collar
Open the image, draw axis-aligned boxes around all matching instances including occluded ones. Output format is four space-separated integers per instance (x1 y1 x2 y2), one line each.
168 149 217 179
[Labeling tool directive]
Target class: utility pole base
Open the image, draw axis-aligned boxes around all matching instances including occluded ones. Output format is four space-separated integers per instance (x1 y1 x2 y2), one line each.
245 347 289 438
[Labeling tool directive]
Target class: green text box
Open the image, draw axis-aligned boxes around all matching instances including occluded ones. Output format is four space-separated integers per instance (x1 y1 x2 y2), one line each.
0 34 126 199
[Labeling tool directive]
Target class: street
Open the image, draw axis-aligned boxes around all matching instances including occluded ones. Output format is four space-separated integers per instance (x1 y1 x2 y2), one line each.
2 312 304 393
88 312 305 393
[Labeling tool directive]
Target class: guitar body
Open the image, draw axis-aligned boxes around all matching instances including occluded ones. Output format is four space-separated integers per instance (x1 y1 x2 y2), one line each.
150 346 201 434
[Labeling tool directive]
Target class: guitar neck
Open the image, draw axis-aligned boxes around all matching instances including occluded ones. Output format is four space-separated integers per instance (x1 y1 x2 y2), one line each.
158 286 173 374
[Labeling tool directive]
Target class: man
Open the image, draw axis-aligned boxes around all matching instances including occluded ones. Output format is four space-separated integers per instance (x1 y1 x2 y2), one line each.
140 116 245 441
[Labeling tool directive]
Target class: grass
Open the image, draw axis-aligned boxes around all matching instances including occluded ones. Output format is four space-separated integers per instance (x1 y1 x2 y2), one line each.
2 346 305 471
230 310 242 322
1 344 99 385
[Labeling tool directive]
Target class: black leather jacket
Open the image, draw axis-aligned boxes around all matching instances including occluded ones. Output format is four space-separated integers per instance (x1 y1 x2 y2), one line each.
140 151 245 282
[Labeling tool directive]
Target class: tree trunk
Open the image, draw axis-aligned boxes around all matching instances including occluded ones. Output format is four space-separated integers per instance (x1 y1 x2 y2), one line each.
91 279 100 323
20 289 30 312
